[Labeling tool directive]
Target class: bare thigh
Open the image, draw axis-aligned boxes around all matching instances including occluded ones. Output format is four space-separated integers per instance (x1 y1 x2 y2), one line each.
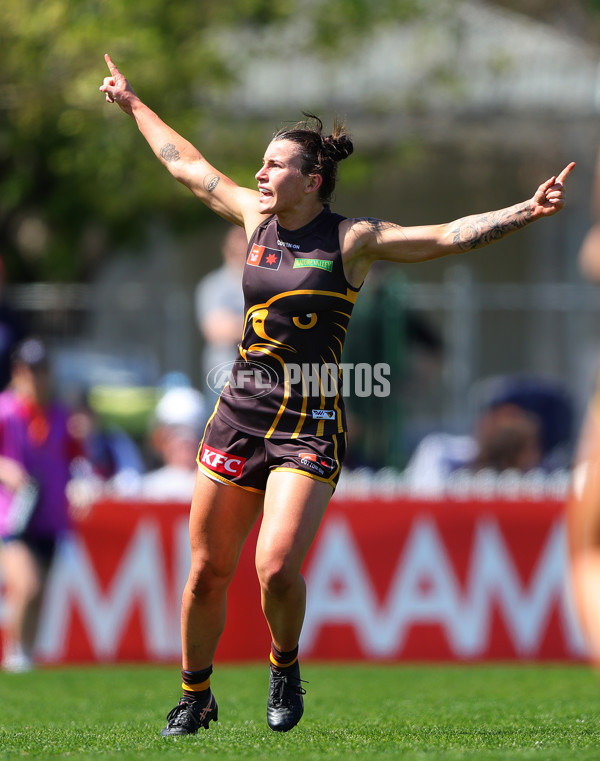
256 471 333 579
0 540 45 599
188 470 264 577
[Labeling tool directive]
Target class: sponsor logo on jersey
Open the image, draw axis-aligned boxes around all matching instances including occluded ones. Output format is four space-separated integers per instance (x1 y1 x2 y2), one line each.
247 244 282 270
277 238 301 250
311 409 336 420
199 444 246 478
298 452 337 477
293 258 333 272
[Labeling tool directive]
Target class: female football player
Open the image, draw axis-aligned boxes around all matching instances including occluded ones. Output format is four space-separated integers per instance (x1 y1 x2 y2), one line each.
100 54 574 735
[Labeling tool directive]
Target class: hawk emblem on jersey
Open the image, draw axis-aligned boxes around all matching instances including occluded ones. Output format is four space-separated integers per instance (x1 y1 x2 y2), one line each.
239 289 358 371
247 244 282 270
237 277 359 437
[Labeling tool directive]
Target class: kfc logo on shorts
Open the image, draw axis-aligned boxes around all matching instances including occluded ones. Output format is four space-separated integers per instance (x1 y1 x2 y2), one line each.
200 444 246 478
298 452 336 477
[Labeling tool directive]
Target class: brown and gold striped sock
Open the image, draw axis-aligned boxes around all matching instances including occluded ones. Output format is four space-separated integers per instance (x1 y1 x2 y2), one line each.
181 665 213 703
270 643 299 672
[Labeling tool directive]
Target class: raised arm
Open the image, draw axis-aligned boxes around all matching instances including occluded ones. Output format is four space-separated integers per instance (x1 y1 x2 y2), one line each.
341 162 575 286
99 55 261 231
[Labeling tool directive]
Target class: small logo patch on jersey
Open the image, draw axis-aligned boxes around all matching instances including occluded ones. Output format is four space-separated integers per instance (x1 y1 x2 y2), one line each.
298 452 337 477
247 244 282 270
293 258 333 272
199 444 246 478
311 409 335 420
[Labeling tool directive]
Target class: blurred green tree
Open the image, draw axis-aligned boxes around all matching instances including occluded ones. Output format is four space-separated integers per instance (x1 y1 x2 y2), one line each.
3 0 598 283
0 0 420 282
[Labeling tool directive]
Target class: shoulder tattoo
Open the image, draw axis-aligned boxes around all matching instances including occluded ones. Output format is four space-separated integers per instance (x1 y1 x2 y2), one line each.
353 217 402 243
354 217 398 233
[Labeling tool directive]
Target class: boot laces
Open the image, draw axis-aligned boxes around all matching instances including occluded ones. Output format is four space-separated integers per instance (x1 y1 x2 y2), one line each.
271 671 307 706
166 696 213 728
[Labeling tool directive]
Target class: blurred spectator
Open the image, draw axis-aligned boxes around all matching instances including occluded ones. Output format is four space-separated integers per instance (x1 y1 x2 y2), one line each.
194 226 246 388
468 406 542 472
67 390 145 491
0 257 27 392
140 384 207 502
406 374 573 495
0 337 84 672
476 375 574 469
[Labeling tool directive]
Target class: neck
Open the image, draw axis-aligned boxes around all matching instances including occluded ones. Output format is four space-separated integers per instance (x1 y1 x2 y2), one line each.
275 203 324 231
12 380 42 405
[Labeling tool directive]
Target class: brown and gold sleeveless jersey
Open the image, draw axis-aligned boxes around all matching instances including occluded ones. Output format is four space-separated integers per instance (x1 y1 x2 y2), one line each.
216 208 360 439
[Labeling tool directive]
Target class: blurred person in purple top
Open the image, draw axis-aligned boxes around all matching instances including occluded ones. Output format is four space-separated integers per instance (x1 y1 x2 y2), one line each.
0 256 27 391
0 337 83 672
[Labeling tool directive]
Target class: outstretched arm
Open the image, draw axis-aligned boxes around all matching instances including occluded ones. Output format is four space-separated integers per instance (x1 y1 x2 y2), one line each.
341 162 575 284
447 162 575 252
99 54 260 230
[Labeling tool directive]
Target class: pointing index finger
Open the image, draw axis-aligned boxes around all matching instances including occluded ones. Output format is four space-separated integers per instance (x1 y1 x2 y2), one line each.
556 162 576 184
104 53 120 77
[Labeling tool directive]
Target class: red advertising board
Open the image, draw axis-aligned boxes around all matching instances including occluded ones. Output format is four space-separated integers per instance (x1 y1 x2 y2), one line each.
6 496 585 664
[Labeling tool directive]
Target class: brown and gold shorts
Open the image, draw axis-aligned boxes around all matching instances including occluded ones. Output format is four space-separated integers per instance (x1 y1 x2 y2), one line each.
196 410 346 493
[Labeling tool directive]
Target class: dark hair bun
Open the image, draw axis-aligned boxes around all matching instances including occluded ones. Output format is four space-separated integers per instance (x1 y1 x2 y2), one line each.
323 134 354 162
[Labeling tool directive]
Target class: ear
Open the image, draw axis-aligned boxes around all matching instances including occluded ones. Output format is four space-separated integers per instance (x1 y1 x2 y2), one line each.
304 173 323 195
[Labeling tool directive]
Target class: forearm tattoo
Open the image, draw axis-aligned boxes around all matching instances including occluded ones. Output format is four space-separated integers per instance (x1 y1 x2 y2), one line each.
203 174 220 193
159 143 180 162
450 204 534 252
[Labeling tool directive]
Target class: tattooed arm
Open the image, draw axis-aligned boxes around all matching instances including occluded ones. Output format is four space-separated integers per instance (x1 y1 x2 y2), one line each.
99 55 260 230
449 201 536 252
340 163 575 287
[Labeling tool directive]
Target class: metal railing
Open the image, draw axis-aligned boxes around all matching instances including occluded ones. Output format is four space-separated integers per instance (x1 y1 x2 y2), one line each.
9 269 600 463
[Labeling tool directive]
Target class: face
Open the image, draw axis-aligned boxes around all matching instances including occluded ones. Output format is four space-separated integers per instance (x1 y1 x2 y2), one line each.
12 362 51 403
255 139 317 216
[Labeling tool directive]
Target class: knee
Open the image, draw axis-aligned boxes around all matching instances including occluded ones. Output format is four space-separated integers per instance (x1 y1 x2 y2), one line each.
1 548 44 602
186 557 235 599
4 575 43 604
256 555 298 598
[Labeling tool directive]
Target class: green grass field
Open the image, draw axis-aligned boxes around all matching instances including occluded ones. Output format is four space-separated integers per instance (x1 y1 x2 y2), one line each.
0 663 598 760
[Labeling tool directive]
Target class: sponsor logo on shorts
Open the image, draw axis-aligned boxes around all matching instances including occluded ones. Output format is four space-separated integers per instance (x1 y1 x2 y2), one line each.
298 452 337 477
200 444 246 478
311 409 335 420
247 244 282 270
292 258 333 271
